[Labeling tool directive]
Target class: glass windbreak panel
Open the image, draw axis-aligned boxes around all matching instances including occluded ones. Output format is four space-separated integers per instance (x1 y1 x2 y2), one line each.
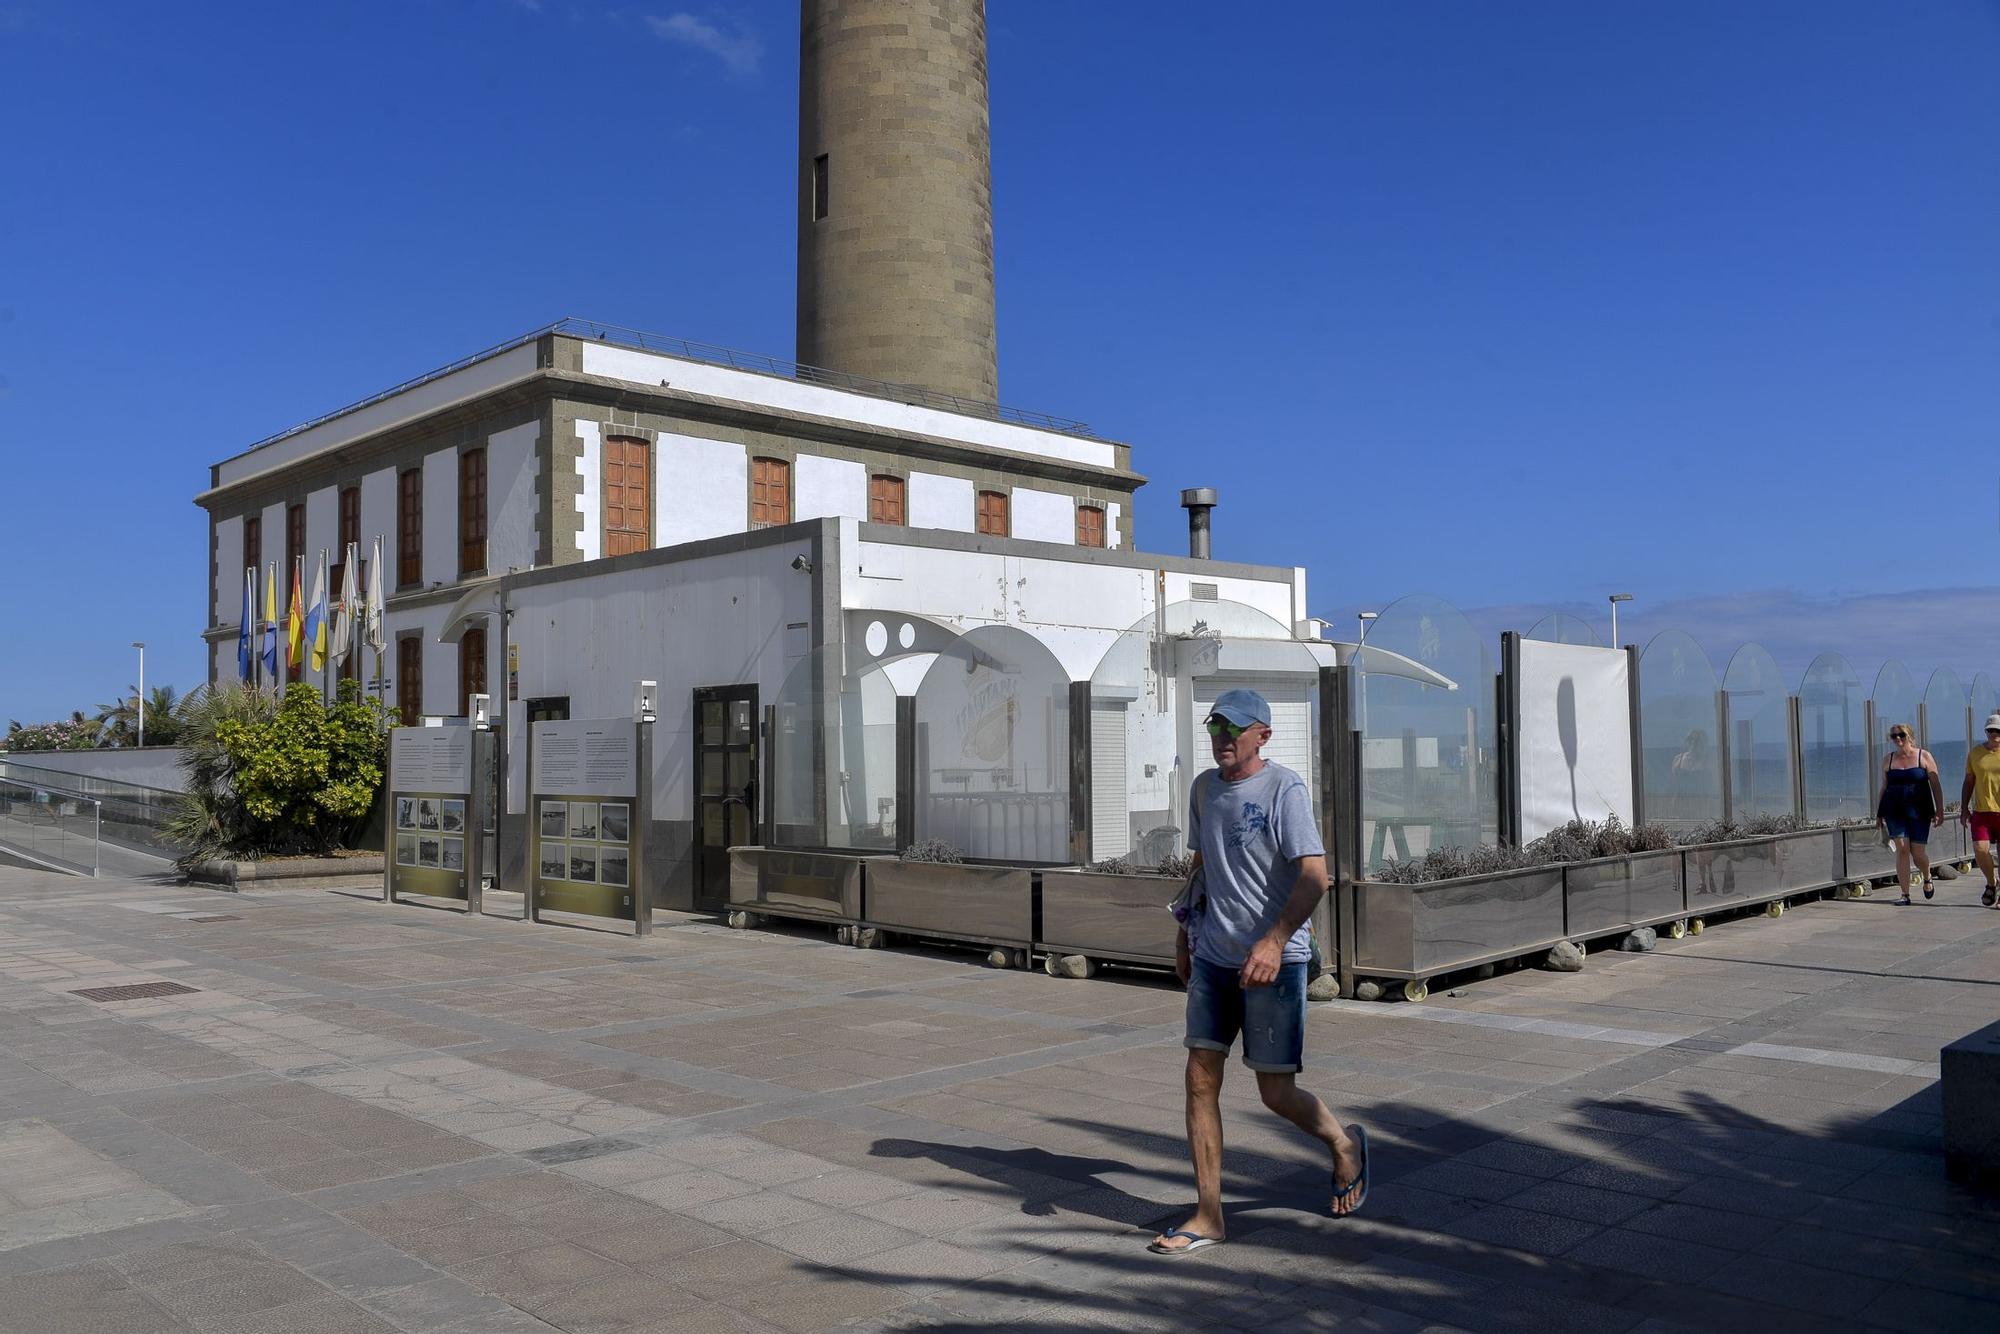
1637 629 1720 833
1923 667 1968 810
773 645 900 850
1722 643 1793 821
1970 672 1999 733
1523 612 1603 647
914 624 1071 862
1089 599 1311 868
1871 661 1919 785
1798 652 1868 824
1358 594 1495 870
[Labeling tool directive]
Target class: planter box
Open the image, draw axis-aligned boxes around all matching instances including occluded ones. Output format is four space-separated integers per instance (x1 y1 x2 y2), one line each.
1564 848 1685 939
1352 865 1566 980
1038 870 1182 965
864 860 1034 949
1686 829 1842 912
1780 829 1843 891
727 847 865 923
1842 825 1898 881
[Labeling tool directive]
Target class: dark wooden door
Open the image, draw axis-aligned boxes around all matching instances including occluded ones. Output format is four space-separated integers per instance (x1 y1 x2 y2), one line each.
693 685 758 912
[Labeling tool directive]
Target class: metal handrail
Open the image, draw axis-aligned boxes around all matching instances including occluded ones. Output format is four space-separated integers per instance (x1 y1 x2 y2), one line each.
221 316 1094 466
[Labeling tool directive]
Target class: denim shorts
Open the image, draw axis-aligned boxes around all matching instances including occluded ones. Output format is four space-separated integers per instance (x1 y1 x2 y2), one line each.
1184 957 1308 1073
1882 812 1930 845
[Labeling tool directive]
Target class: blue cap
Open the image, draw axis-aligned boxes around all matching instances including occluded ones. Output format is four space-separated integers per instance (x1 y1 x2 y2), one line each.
1208 688 1271 729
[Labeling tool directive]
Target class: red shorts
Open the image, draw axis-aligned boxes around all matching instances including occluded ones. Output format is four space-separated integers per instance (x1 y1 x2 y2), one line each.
1971 811 2000 845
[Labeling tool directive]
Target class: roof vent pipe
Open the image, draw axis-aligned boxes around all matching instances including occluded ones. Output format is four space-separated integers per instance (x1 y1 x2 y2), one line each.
1180 488 1217 560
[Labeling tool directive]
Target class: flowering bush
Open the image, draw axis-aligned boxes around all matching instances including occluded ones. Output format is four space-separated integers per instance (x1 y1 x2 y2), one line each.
3 714 101 752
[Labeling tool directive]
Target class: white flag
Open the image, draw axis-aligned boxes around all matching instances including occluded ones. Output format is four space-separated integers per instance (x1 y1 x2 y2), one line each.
364 536 386 654
330 542 358 659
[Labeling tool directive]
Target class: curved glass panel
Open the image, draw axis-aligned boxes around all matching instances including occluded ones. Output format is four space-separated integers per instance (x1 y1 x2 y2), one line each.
1523 613 1603 647
773 644 901 850
1971 672 1999 734
1798 652 1868 823
1923 667 1969 806
1636 629 1721 832
913 625 1071 862
1870 662 1920 767
1721 643 1793 821
1088 600 1319 866
1358 594 1496 869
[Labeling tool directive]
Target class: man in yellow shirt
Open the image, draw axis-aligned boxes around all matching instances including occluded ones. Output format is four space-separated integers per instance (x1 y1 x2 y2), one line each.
1960 712 2000 907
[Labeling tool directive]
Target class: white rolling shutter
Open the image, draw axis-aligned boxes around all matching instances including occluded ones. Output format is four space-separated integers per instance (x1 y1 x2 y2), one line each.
1195 677 1317 814
1090 703 1130 862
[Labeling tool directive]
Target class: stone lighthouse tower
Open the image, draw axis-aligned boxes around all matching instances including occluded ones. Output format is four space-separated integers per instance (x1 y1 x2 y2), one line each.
797 0 998 404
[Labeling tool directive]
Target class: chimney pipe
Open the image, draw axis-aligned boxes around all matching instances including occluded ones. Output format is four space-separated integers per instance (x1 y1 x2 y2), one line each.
1180 487 1217 560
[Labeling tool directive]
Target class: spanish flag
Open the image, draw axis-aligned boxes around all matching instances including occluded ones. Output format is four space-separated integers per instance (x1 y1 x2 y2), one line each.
286 559 305 669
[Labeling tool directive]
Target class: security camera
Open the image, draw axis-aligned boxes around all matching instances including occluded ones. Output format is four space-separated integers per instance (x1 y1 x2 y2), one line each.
791 554 812 572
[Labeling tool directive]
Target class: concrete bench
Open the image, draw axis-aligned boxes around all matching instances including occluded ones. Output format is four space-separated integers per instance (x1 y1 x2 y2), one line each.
1943 1017 2000 1189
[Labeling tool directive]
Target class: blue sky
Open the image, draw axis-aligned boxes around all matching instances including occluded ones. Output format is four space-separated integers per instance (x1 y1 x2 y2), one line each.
2 1 1996 724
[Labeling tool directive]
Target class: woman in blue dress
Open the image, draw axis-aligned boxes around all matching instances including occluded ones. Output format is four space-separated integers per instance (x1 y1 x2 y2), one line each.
1877 723 1944 905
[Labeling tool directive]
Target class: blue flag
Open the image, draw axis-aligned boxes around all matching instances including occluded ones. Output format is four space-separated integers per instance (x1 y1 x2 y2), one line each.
237 566 255 681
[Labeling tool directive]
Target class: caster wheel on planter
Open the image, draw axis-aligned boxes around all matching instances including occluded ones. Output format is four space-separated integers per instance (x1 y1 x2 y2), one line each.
1402 978 1430 1004
1766 900 1786 918
1665 919 1688 940
1689 918 1704 935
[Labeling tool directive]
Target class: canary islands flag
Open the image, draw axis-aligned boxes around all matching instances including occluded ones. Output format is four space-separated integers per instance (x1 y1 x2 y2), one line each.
286 560 304 669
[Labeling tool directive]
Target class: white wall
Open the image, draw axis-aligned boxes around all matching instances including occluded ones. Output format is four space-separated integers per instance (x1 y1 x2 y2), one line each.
213 515 243 624
1011 486 1074 545
579 342 1118 472
795 454 867 523
908 472 973 533
360 467 396 592
305 485 337 579
422 449 458 586
657 431 748 547
573 421 601 562
214 344 540 487
259 502 286 591
506 538 814 819
1106 501 1123 550
487 421 538 573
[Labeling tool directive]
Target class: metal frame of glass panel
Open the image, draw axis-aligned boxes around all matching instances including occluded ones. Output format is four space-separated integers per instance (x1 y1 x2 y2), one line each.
1721 644 1793 821
1798 651 1868 824
1522 612 1604 647
1869 661 1920 809
1635 629 1722 833
1922 667 1969 815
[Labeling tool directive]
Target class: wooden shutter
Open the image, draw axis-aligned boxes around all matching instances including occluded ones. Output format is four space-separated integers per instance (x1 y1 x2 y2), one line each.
751 458 791 527
604 436 651 556
398 635 424 727
332 487 359 590
243 515 261 579
869 475 905 525
1076 505 1105 548
458 626 487 716
458 448 487 574
285 504 305 682
397 469 423 588
976 490 1008 537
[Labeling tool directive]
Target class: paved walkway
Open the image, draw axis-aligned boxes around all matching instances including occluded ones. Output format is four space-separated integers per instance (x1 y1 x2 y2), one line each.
0 866 1996 1333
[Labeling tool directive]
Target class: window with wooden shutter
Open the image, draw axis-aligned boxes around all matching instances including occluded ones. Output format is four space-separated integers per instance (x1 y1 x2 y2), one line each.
397 468 422 588
751 458 791 527
458 448 487 575
868 475 905 525
458 626 487 716
243 515 261 580
1076 505 1106 548
397 634 424 726
603 436 651 556
285 504 305 682
976 490 1009 537
331 486 359 596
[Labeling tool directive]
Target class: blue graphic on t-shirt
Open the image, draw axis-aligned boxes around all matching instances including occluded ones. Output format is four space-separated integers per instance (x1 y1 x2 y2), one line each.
1227 802 1269 851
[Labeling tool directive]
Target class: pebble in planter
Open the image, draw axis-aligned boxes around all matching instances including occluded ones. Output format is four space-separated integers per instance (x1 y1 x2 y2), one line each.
1541 940 1586 972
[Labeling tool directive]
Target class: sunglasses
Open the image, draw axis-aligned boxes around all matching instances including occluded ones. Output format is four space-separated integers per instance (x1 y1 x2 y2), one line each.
1204 716 1248 740
1889 731 1908 740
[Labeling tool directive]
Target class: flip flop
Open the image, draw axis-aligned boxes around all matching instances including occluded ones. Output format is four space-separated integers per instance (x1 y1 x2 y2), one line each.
1147 1227 1222 1255
1331 1124 1369 1217
1923 880 1935 900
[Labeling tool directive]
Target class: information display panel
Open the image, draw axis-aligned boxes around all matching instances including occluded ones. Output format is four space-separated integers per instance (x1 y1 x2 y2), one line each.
386 728 480 905
530 719 645 924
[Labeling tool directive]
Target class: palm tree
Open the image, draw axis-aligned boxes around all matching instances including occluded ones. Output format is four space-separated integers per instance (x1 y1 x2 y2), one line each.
95 685 185 748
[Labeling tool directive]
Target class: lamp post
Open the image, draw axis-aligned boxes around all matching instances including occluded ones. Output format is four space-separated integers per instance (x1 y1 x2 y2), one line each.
1607 594 1634 647
131 641 146 747
1357 611 1379 644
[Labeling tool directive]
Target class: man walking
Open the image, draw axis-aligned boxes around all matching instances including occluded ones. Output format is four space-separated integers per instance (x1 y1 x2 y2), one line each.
1962 712 2000 907
1149 688 1367 1256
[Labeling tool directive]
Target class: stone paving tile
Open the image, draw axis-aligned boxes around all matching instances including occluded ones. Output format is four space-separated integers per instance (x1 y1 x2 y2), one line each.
2 868 1999 1331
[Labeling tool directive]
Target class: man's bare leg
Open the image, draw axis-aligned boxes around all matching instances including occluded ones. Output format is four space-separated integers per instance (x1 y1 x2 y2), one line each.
1255 1071 1364 1216
1978 838 1997 892
1153 1049 1229 1250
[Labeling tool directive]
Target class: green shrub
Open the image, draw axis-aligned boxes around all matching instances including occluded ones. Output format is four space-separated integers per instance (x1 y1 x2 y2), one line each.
166 681 387 870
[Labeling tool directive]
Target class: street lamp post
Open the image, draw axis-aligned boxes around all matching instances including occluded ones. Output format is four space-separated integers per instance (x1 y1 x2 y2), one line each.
1607 594 1634 647
1357 611 1379 644
131 641 146 748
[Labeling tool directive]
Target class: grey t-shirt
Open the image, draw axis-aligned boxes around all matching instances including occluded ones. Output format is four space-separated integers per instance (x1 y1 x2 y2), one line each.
1187 761 1325 969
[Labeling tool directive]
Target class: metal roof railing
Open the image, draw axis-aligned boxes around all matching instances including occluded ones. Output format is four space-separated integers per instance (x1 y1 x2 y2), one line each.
225 316 1094 465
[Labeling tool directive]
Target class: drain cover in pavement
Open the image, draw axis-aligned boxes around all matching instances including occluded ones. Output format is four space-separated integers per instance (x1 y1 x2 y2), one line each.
70 982 200 1003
